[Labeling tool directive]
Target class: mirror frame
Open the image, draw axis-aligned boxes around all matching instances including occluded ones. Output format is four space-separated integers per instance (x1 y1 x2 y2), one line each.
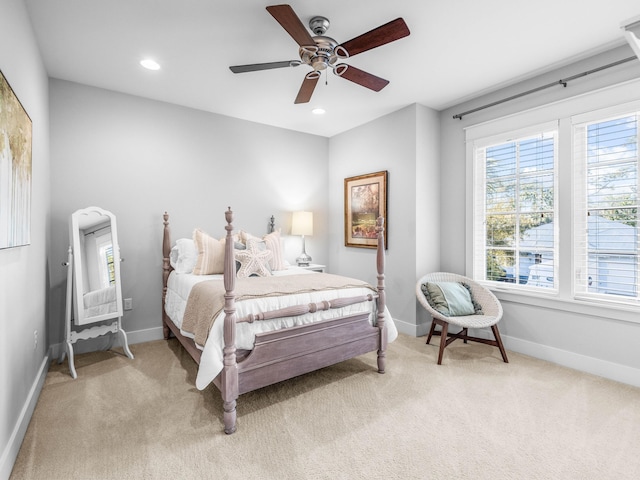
70 206 124 325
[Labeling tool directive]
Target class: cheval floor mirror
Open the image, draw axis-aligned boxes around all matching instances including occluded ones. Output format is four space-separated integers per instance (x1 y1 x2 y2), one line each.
60 206 134 378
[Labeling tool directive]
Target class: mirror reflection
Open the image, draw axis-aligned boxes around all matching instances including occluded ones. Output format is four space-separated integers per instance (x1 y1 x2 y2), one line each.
70 207 123 325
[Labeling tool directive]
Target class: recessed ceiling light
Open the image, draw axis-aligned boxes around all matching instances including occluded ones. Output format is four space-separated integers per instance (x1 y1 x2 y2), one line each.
312 107 325 115
140 59 161 70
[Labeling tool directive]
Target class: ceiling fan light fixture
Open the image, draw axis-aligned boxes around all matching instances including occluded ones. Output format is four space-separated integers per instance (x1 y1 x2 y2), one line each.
140 58 161 70
312 107 326 115
311 56 330 71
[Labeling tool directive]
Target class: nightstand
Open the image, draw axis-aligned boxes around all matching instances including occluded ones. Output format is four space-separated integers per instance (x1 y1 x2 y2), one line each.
289 264 326 273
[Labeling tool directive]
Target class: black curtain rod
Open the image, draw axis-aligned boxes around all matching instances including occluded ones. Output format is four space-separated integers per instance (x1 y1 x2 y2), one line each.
452 56 638 120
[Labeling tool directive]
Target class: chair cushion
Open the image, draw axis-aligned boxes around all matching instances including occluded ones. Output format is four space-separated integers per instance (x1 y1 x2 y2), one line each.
421 281 482 317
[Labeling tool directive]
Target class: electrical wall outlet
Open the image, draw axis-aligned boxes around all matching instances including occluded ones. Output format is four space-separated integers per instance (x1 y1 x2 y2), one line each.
34 330 38 350
124 298 133 310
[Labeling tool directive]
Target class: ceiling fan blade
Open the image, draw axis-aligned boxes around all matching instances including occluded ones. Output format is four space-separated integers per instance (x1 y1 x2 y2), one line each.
229 60 300 74
266 4 315 47
339 18 410 57
294 75 320 104
336 64 389 92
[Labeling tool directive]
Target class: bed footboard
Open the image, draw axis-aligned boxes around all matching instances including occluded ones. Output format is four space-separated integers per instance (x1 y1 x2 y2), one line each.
232 313 378 394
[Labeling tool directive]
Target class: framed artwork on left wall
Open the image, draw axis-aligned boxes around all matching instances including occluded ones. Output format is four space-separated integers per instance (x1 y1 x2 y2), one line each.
344 170 388 249
0 69 32 249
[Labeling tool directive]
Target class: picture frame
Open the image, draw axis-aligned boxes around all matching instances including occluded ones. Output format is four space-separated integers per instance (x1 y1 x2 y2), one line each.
344 170 388 249
0 69 32 249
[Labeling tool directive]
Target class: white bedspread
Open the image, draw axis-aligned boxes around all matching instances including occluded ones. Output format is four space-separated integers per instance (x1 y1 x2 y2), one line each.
83 285 118 317
164 269 397 390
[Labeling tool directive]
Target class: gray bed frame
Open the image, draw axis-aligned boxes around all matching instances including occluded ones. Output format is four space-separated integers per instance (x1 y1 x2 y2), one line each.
162 208 387 434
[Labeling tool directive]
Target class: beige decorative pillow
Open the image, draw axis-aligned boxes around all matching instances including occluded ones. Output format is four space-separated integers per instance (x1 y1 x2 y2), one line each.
192 229 225 275
235 238 273 278
263 229 285 271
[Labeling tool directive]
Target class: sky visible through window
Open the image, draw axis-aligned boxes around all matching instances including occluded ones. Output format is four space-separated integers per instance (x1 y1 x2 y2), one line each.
585 115 638 297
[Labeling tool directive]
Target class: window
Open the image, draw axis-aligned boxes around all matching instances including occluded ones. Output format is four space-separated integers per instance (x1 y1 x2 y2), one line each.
574 111 639 304
472 125 558 290
466 81 640 313
95 233 115 288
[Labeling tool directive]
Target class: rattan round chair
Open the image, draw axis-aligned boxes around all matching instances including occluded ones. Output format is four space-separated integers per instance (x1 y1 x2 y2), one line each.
416 272 509 365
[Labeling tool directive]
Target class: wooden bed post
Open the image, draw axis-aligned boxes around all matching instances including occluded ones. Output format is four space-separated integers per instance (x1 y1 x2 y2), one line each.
162 212 172 340
376 216 387 374
221 207 239 434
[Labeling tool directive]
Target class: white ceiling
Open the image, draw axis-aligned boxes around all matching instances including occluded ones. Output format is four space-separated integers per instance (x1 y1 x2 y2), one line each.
25 0 640 137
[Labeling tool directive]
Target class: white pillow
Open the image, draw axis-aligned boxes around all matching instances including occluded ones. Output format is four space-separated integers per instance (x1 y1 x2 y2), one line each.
170 238 198 274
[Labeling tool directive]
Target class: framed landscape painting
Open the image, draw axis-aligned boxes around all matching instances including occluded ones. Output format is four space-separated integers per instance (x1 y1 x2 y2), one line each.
0 69 32 249
344 170 388 249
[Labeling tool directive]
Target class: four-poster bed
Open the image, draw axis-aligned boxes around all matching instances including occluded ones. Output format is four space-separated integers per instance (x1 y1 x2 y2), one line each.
161 208 393 434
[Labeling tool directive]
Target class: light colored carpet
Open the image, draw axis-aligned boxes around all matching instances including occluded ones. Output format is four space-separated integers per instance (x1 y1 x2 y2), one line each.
10 334 640 480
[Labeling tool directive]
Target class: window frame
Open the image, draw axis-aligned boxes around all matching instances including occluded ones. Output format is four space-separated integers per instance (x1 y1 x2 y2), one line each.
470 122 559 293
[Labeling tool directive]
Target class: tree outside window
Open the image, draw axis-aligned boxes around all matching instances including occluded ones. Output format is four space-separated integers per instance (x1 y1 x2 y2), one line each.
479 131 557 288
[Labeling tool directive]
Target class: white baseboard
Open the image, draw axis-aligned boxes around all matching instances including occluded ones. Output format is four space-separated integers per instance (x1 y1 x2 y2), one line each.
394 317 431 337
502 334 640 388
119 326 165 346
50 326 166 360
415 322 640 389
0 355 49 480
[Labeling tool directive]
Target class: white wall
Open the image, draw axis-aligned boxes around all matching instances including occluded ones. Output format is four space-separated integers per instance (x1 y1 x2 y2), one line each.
439 45 640 386
48 79 330 350
0 1 50 478
414 104 441 331
328 104 441 335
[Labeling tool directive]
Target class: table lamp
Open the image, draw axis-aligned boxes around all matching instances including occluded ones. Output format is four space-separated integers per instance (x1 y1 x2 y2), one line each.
291 211 313 266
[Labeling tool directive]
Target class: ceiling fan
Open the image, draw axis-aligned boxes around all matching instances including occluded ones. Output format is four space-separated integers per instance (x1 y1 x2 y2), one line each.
229 4 410 104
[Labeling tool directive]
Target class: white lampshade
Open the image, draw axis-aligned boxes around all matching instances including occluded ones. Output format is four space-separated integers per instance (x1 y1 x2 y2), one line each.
291 211 313 236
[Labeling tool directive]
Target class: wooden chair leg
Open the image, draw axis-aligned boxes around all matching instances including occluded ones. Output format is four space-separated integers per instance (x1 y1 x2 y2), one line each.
491 324 509 363
437 321 448 365
426 319 437 345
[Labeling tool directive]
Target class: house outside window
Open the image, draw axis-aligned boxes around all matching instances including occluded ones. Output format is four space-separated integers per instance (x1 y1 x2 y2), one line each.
574 111 639 303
